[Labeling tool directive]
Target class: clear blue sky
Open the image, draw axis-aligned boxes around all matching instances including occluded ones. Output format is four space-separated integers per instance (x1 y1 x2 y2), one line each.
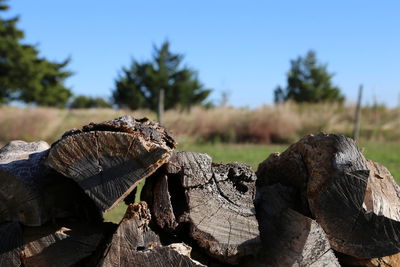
8 0 400 107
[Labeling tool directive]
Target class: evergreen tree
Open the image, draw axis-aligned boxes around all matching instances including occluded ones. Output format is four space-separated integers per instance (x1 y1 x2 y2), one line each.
274 50 344 103
70 95 112 109
0 0 72 106
112 41 211 111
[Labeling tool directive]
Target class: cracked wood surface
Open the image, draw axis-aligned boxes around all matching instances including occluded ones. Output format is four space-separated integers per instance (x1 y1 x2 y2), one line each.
255 183 339 266
98 202 203 267
45 116 176 211
0 141 50 226
257 133 400 259
143 151 261 264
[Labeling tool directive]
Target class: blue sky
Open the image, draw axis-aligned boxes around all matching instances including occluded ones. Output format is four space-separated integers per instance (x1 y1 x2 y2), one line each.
8 1 400 107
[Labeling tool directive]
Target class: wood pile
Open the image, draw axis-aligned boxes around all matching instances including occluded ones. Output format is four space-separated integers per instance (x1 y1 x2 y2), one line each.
1 116 400 266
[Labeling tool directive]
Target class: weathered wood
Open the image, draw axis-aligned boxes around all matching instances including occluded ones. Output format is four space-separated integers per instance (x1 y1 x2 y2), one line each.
21 222 110 267
339 252 400 267
256 133 400 259
255 183 340 266
0 221 23 267
45 116 176 211
0 140 103 226
98 202 203 267
143 151 261 264
0 141 50 226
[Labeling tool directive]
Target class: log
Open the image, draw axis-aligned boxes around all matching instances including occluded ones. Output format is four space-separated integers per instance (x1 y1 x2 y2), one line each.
45 116 176 211
21 222 112 267
98 202 204 267
339 252 400 267
0 221 23 267
256 133 400 259
0 140 103 226
255 183 340 266
143 151 261 264
0 140 50 226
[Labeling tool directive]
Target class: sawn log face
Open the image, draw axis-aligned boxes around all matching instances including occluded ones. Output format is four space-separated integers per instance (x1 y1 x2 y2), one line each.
98 202 204 267
0 141 50 226
255 183 340 266
45 116 176 211
256 133 400 259
143 151 261 264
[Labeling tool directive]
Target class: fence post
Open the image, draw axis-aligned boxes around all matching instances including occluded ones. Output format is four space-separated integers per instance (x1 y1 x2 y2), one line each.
157 88 165 125
353 85 363 141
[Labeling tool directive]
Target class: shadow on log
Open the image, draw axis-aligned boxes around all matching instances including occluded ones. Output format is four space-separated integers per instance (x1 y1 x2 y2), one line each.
21 222 113 267
45 116 176 212
142 151 261 265
255 183 340 266
256 133 400 261
0 221 23 266
0 141 50 226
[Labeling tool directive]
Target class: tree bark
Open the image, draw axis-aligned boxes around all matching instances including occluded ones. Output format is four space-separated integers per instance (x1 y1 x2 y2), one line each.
143 151 261 264
256 133 400 260
45 116 176 212
98 202 203 267
0 141 50 226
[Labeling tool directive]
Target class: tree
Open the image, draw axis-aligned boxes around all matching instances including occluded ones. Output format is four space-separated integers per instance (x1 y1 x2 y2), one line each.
112 41 211 111
274 51 344 104
70 95 112 109
0 0 72 107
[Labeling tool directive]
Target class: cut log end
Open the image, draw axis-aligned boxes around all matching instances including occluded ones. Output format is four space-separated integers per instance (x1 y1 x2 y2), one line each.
0 141 50 226
144 151 261 264
98 202 203 267
45 116 176 212
257 132 400 260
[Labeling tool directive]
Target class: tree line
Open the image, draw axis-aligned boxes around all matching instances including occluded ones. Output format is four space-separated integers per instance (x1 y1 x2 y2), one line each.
0 0 344 111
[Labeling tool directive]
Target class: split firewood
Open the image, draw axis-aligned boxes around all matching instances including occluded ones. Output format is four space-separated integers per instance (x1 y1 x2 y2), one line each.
98 201 204 267
0 221 23 267
339 252 400 267
0 140 103 226
21 222 112 267
45 116 176 212
257 133 400 260
143 151 261 264
0 140 50 226
255 183 340 266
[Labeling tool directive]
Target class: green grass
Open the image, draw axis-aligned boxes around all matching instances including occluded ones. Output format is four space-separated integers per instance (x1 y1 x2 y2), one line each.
360 142 400 180
178 143 287 170
103 142 400 223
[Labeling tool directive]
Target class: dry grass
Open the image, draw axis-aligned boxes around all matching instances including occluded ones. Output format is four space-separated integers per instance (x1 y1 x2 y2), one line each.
0 103 399 145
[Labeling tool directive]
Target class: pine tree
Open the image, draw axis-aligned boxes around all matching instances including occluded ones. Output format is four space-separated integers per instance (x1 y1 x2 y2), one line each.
0 0 72 107
274 50 344 103
112 41 211 111
70 95 112 109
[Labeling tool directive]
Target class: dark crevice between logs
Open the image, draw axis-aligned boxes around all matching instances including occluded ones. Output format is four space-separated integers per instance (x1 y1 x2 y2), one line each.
168 173 189 221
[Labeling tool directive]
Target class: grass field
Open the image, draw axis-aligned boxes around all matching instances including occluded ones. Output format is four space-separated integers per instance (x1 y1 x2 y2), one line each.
104 141 400 222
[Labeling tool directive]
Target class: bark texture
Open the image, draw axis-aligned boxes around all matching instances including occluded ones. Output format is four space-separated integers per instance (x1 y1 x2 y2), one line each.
45 116 176 211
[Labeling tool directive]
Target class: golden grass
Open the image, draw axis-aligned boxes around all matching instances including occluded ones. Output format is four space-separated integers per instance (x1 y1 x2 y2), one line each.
0 103 399 145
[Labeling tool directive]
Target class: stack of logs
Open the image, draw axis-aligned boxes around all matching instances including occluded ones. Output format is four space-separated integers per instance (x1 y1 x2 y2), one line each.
1 115 400 266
